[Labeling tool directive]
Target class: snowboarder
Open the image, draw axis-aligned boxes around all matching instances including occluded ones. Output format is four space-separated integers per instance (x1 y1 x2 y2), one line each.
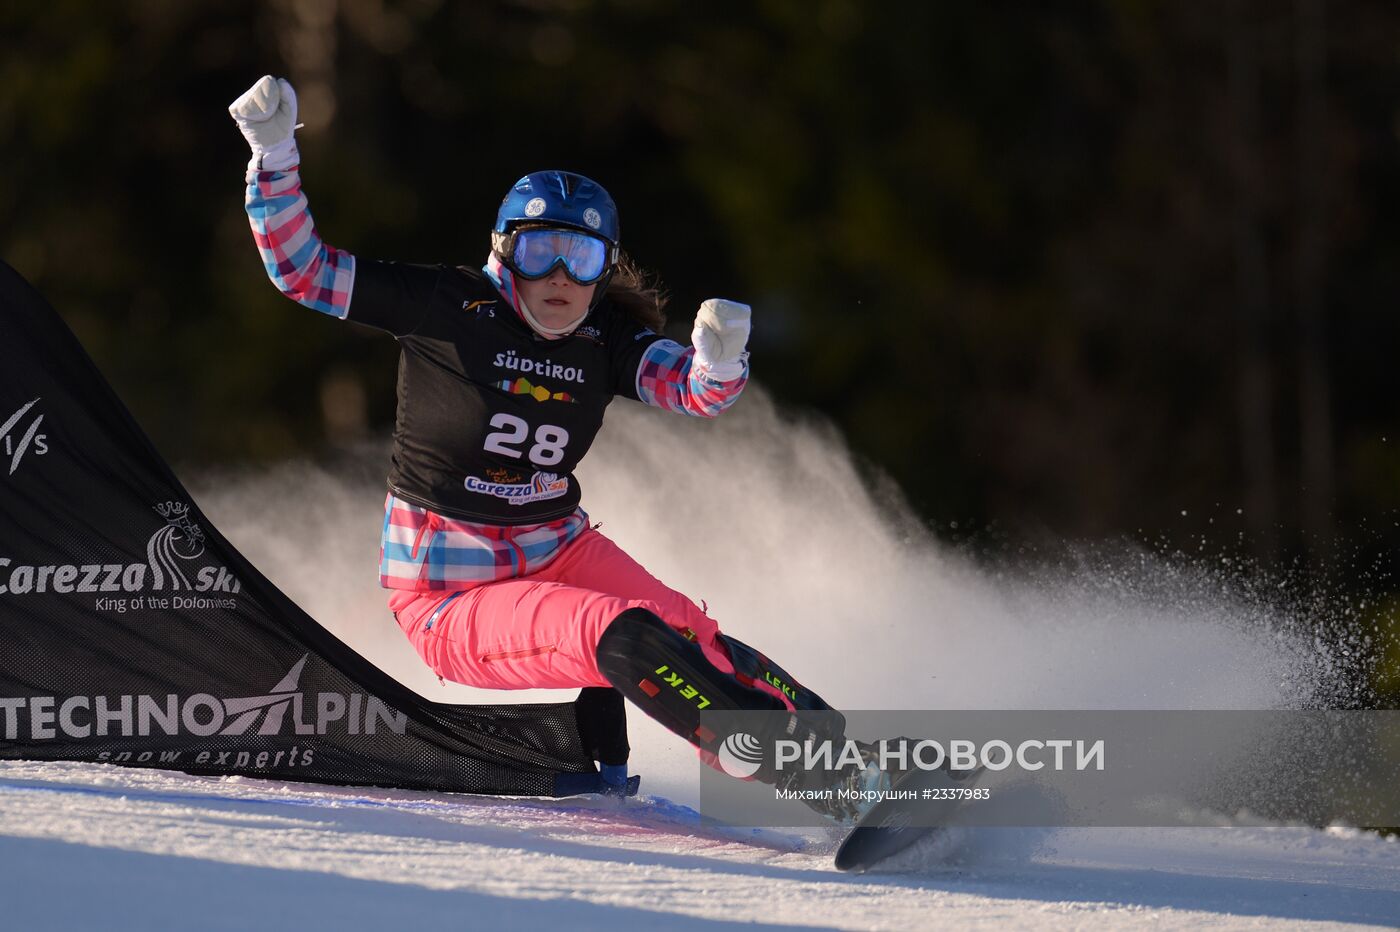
229 75 888 823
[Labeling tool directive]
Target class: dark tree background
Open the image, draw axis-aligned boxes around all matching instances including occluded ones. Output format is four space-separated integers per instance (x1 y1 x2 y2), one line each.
4 1 1399 686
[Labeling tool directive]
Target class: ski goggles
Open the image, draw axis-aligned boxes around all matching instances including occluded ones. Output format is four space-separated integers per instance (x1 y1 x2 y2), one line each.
494 227 616 285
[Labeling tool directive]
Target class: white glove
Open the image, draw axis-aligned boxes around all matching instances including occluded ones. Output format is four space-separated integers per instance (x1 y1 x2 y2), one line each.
691 298 752 382
228 75 300 175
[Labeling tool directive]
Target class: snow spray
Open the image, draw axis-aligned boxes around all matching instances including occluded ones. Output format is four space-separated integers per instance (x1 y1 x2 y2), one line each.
191 386 1362 813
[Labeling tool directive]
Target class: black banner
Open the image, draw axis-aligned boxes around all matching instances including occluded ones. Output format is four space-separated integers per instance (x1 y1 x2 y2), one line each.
0 259 602 796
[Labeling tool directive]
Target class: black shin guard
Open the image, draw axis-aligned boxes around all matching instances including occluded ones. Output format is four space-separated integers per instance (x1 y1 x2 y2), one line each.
595 609 846 789
715 633 837 714
597 608 785 756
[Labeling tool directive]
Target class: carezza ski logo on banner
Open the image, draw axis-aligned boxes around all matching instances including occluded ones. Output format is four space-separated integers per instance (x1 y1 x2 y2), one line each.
1 397 48 476
0 501 242 614
0 654 409 771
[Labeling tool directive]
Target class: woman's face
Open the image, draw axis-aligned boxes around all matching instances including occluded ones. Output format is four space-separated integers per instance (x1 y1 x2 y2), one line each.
516 267 596 338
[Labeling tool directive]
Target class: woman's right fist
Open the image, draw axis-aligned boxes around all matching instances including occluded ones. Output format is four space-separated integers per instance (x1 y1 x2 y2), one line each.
228 75 300 172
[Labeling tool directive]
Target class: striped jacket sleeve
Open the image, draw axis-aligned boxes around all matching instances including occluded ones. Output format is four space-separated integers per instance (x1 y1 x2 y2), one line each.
243 168 356 318
634 338 748 418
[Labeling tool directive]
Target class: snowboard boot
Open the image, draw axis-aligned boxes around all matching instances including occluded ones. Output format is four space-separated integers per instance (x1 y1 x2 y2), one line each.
792 737 925 826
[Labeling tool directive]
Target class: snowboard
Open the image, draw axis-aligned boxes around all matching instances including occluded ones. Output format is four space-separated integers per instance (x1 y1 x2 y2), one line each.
833 765 986 872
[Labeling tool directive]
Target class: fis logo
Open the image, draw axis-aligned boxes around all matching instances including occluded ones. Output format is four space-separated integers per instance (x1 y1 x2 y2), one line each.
1 397 48 476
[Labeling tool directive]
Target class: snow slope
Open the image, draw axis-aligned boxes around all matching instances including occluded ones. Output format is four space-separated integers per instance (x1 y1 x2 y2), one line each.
2 760 1398 930
3 390 1396 929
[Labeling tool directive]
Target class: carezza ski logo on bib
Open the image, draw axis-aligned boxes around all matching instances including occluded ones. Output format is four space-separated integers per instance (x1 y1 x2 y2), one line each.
1 397 48 476
0 501 243 613
465 470 570 505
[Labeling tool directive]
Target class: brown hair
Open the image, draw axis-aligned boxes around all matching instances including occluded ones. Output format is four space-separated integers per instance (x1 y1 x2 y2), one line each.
605 251 668 333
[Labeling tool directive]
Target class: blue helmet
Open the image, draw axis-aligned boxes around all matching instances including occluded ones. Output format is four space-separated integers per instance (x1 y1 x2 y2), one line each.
493 170 620 245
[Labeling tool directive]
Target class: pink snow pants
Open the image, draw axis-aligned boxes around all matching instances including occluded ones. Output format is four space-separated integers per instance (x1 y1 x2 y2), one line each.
389 525 789 708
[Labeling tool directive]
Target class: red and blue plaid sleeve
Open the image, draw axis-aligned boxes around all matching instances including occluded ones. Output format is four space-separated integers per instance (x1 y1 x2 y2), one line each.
244 169 356 318
634 339 747 418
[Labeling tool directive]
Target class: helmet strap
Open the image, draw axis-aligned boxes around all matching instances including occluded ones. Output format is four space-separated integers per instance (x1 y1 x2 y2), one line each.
515 291 588 338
